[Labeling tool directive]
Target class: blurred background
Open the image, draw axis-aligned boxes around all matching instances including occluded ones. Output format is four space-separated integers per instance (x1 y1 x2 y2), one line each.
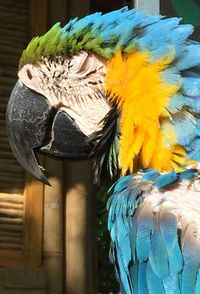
0 0 199 293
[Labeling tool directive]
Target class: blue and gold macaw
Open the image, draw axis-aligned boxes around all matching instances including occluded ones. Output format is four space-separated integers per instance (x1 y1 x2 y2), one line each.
6 7 200 293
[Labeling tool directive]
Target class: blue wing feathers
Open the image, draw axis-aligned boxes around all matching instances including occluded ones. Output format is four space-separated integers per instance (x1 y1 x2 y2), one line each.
138 263 148 294
149 222 169 278
179 169 198 180
176 43 200 70
136 202 154 262
159 210 183 273
154 171 179 189
146 261 165 294
195 268 200 294
182 77 200 97
162 275 180 294
108 172 200 293
181 224 200 294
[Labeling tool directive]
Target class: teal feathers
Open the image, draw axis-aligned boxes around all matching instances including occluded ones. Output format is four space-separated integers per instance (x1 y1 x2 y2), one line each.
107 170 199 294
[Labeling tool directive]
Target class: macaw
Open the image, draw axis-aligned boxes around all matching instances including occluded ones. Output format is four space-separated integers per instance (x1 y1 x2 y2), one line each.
6 7 200 294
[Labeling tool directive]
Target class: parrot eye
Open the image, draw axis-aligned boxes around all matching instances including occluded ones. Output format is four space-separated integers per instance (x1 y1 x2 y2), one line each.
26 69 33 80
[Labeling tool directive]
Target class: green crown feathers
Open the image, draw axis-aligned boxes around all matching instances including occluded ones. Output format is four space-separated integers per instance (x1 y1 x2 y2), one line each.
19 23 120 68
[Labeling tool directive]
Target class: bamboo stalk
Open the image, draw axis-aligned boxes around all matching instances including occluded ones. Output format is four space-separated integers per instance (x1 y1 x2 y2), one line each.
0 86 15 92
0 54 19 66
0 97 11 103
0 132 7 137
0 235 22 244
0 163 24 173
0 136 8 142
0 121 5 127
0 69 19 78
0 208 23 217
0 230 22 237
0 38 26 49
0 7 27 14
0 242 22 250
0 151 17 158
43 157 64 294
0 158 24 165
0 0 28 8
0 23 28 35
65 160 97 294
0 217 23 224
0 224 23 232
0 202 24 210
0 4 27 10
0 129 6 135
0 116 6 121
0 104 8 112
0 164 24 171
0 27 27 37
0 13 27 24
0 194 24 204
0 179 24 186
0 8 27 16
0 172 24 179
0 172 24 180
0 76 18 85
0 92 12 98
0 143 13 151
0 176 25 184
0 183 24 192
0 122 6 127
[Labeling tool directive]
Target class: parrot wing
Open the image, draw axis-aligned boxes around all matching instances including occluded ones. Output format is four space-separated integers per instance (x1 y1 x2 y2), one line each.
108 170 200 294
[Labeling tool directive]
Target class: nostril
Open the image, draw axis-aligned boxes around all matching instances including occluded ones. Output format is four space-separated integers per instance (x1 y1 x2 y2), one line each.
27 69 33 80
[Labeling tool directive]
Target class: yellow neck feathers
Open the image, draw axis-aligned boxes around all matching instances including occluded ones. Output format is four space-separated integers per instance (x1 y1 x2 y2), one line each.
105 51 185 175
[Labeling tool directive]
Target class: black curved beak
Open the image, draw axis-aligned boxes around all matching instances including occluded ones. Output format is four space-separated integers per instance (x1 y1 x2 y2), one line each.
6 81 92 184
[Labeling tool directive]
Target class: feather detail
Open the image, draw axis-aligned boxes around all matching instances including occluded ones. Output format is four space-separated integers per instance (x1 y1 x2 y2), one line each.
176 43 200 70
154 171 179 189
108 173 200 293
146 261 165 293
149 220 169 278
138 263 148 294
159 205 183 273
181 222 200 294
105 50 180 175
136 201 154 262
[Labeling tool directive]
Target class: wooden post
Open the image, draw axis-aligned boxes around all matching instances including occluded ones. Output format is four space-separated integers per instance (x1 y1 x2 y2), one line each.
29 1 65 293
64 161 97 294
47 1 97 294
134 0 160 15
43 158 64 294
62 2 97 294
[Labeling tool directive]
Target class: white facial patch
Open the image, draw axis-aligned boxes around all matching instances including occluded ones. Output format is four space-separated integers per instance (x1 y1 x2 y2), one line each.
18 51 111 136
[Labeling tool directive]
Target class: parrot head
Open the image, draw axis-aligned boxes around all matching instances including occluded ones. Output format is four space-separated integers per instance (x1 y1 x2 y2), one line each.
6 17 118 184
6 48 114 184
